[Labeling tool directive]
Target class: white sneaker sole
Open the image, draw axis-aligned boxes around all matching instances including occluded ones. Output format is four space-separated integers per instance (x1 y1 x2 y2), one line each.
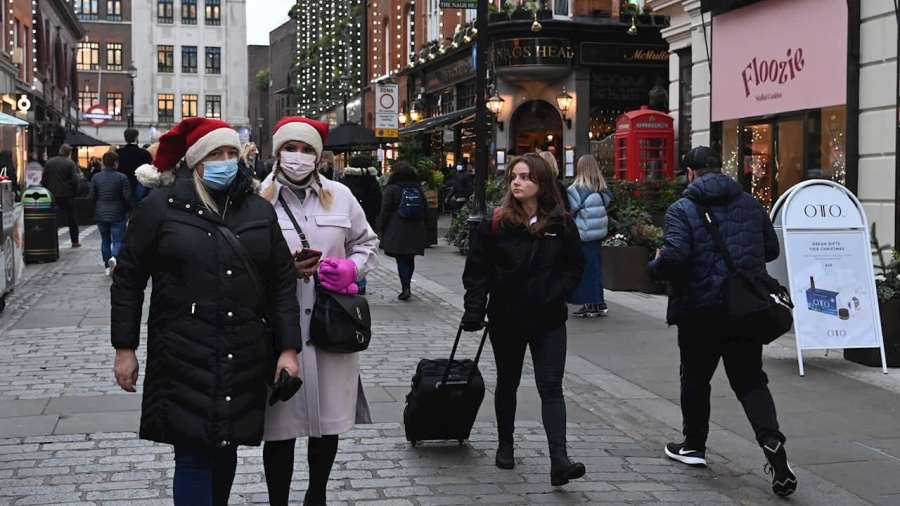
665 446 707 467
108 257 117 273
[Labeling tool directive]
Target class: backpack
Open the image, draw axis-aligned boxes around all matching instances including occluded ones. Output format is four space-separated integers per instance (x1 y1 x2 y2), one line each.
692 201 794 345
398 187 424 219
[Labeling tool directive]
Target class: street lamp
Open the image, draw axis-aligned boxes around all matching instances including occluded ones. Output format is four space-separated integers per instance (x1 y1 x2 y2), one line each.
398 111 408 126
556 88 573 129
340 74 351 124
486 91 505 131
127 63 137 128
409 104 421 123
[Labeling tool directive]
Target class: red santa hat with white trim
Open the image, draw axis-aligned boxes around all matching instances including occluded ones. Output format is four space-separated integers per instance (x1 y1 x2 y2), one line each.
272 116 331 160
135 117 241 188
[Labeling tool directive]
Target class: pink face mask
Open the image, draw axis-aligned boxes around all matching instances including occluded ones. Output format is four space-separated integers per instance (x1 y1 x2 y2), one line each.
279 151 318 181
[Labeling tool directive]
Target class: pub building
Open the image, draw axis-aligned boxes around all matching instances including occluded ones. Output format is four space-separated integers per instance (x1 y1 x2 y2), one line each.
652 0 899 245
399 4 670 174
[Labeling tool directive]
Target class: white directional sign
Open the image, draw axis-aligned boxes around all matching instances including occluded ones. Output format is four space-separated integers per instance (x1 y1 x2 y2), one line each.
375 84 399 139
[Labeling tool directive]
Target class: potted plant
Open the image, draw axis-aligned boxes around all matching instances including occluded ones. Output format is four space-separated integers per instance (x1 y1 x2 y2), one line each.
511 2 535 20
601 201 655 292
489 3 510 22
445 178 508 254
844 224 900 367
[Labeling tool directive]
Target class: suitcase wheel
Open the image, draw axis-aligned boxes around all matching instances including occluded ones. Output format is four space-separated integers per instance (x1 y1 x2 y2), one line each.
410 441 418 447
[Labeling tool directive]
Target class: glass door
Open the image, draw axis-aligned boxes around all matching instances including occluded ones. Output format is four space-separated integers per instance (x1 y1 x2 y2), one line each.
740 122 773 211
774 118 805 201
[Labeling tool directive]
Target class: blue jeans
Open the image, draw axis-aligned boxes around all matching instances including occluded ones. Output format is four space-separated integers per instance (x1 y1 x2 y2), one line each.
569 240 604 305
173 445 238 506
396 255 415 290
357 277 367 290
97 220 127 267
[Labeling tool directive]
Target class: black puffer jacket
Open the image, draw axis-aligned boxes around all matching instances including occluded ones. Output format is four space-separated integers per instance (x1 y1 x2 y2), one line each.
90 168 135 222
341 169 382 229
462 210 585 333
379 175 427 257
110 166 302 450
648 173 779 325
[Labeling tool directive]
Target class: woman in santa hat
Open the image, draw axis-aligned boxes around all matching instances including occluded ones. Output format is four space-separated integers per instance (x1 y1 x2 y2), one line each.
259 116 379 506
109 117 303 506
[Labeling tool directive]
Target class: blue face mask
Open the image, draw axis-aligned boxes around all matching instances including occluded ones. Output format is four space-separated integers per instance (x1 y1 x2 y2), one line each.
201 158 239 190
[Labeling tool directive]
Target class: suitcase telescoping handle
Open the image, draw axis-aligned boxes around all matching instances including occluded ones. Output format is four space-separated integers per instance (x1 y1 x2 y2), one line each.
440 325 489 388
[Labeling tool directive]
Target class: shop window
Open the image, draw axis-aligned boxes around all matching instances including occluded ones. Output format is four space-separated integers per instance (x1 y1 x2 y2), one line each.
77 42 99 71
182 46 198 73
182 0 197 24
458 82 476 110
816 106 847 185
205 0 221 26
158 0 174 23
107 92 123 121
158 93 175 123
157 45 174 73
78 0 99 20
107 0 122 21
106 43 122 71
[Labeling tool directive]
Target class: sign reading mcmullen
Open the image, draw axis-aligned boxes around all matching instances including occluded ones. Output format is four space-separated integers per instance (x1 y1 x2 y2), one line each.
491 38 575 68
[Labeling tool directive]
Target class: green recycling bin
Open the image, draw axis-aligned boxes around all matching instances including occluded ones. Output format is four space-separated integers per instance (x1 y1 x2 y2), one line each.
22 186 59 264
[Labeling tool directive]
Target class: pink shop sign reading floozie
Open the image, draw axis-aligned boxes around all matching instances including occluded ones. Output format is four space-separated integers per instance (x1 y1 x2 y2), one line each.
711 0 847 122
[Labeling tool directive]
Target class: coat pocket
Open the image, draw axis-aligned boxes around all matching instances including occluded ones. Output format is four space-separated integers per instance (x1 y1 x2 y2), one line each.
314 214 351 228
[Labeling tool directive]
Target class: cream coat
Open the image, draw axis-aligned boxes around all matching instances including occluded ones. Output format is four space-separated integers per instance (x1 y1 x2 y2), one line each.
261 173 379 440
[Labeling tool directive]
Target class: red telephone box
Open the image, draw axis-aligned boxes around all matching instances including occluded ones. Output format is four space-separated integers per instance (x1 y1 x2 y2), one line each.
614 106 675 181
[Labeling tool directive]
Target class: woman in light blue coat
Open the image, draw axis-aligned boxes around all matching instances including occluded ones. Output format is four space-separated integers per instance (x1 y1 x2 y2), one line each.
567 155 612 317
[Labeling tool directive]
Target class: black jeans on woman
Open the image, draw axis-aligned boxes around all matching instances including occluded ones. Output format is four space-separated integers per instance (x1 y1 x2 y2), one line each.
172 445 237 506
490 323 568 451
263 436 339 506
395 255 415 290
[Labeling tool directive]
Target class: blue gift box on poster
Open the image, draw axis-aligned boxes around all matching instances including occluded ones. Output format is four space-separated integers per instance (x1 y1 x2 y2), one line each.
806 276 839 317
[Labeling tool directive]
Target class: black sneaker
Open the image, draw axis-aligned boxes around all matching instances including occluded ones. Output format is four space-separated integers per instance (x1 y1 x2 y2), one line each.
763 438 797 497
573 305 589 317
664 441 707 467
595 303 609 316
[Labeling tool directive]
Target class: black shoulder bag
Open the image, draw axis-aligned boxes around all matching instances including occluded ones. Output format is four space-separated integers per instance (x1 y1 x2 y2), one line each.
277 194 371 354
692 201 794 345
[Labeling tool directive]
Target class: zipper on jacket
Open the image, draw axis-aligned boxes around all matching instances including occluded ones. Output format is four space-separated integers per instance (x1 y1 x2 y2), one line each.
191 303 196 315
528 237 540 267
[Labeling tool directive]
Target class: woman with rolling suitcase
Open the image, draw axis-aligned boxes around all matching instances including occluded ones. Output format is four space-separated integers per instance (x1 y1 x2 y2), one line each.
461 153 587 486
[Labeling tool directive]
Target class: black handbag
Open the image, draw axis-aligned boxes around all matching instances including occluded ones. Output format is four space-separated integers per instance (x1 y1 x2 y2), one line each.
692 201 794 345
278 194 371 354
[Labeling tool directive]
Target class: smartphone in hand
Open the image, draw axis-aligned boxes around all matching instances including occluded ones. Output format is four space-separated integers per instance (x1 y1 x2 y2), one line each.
295 248 323 262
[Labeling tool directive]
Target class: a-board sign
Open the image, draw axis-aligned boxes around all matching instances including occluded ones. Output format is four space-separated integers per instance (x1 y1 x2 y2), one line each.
375 84 399 139
768 180 887 375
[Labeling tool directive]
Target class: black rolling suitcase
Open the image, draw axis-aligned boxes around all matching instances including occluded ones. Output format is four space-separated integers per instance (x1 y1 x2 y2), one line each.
403 326 489 446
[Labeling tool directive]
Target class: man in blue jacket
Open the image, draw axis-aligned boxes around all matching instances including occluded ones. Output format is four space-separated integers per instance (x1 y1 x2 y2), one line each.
648 147 796 497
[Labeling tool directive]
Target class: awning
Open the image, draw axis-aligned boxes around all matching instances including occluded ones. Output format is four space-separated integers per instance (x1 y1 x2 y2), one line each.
0 112 28 126
67 130 109 147
400 107 476 134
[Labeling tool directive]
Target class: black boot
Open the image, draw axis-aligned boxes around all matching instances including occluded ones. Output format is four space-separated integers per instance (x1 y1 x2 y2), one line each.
398 288 411 300
495 441 515 470
550 450 585 486
302 491 326 506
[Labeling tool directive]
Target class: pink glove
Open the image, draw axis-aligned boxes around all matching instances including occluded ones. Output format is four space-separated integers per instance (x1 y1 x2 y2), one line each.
318 258 358 293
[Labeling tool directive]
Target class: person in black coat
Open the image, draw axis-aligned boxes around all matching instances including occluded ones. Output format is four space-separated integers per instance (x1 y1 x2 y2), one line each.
116 128 154 203
461 153 587 487
444 163 474 211
110 117 302 506
379 161 426 300
90 151 135 276
0 150 19 201
340 154 382 295
40 144 81 247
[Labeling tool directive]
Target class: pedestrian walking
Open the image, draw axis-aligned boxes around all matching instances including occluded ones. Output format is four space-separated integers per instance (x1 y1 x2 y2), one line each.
444 162 473 212
88 156 103 180
647 146 796 497
116 128 154 203
567 155 612 317
339 154 382 295
379 161 427 301
90 152 135 276
259 116 379 506
319 150 337 180
242 142 266 180
110 117 302 506
461 154 587 486
539 151 571 213
40 144 81 247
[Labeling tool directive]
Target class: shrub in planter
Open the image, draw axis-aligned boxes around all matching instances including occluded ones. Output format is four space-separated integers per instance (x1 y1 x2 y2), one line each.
445 178 508 254
845 224 900 367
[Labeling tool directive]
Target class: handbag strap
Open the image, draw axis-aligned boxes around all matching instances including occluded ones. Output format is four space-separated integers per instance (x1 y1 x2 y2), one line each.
215 224 269 322
277 193 311 250
690 200 738 273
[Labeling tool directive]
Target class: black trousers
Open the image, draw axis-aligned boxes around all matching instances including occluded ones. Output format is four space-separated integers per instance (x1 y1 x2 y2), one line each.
56 197 79 244
677 320 785 450
263 436 338 506
490 324 568 452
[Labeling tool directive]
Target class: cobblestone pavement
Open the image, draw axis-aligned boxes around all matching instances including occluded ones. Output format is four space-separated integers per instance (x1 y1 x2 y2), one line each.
0 231 871 505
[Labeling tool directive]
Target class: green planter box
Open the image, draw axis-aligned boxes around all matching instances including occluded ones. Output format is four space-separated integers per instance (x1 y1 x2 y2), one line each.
844 299 900 367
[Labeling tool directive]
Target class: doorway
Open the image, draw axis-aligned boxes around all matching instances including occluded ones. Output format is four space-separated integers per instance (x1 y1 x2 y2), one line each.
509 100 564 165
738 116 805 211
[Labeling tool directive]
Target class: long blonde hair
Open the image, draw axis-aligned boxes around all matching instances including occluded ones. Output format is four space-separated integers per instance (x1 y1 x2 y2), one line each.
538 151 559 178
573 155 607 193
192 166 219 214
240 143 257 167
260 154 334 209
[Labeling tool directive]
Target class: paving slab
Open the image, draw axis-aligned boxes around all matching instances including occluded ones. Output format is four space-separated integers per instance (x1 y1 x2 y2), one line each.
0 415 59 438
0 400 49 419
44 395 142 415
52 412 141 435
